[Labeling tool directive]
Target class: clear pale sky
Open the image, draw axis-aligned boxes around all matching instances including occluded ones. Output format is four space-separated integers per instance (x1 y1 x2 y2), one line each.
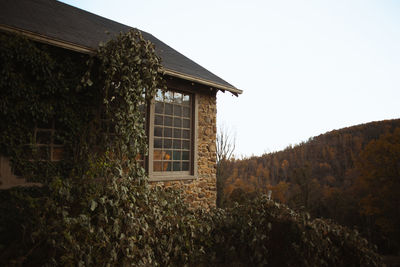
61 0 400 157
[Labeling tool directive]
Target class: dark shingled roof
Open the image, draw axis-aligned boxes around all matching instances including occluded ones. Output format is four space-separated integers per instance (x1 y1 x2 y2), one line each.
0 0 241 94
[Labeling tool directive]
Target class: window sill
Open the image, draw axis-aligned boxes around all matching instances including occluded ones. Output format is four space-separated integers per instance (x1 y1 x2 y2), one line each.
148 172 197 182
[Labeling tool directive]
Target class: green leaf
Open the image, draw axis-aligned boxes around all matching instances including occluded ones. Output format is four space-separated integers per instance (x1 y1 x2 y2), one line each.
90 200 98 211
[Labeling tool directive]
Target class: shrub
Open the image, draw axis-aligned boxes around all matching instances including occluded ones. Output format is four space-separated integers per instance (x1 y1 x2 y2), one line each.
0 187 384 266
0 174 201 266
203 195 383 267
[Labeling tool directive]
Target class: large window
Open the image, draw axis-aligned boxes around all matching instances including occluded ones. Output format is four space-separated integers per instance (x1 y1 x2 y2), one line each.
148 88 196 180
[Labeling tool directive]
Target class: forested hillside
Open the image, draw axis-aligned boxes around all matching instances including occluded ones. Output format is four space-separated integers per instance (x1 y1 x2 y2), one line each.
219 119 400 253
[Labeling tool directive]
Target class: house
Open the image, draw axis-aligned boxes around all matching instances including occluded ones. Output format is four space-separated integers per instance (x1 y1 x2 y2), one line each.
0 0 241 209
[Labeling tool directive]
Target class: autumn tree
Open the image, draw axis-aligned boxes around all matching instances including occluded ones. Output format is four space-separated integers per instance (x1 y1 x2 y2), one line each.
268 181 290 203
289 162 321 211
355 127 400 250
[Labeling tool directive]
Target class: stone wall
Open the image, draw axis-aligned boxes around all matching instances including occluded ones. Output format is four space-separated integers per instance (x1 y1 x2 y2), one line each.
0 89 218 209
151 91 217 210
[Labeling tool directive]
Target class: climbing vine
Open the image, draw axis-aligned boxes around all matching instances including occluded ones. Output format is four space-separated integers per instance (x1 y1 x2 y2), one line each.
91 29 164 182
0 29 167 265
0 32 96 183
0 29 164 184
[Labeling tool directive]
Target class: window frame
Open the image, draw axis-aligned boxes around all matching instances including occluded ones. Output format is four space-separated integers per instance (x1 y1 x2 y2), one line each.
147 87 198 181
32 121 64 162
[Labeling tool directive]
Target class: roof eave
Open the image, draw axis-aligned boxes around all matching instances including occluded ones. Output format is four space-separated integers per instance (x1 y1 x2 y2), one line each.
162 69 242 95
0 24 93 54
0 24 243 95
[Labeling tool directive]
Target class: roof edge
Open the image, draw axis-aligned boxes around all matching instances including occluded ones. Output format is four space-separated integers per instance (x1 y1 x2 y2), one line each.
0 24 243 95
163 69 242 95
0 24 94 53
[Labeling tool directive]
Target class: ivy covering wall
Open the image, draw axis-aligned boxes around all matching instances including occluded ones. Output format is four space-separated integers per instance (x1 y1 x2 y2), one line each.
0 29 166 265
0 32 94 183
0 29 163 183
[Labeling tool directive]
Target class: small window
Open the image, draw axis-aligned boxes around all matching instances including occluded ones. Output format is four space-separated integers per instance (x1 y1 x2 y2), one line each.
32 121 64 161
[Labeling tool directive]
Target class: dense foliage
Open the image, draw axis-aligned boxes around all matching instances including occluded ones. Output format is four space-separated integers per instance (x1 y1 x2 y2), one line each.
1 186 384 266
0 32 94 183
0 29 164 265
220 119 400 253
355 128 400 251
207 196 383 267
0 32 385 266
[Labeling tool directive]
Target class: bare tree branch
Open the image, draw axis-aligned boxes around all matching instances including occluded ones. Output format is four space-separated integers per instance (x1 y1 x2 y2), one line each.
216 123 236 207
216 124 236 164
